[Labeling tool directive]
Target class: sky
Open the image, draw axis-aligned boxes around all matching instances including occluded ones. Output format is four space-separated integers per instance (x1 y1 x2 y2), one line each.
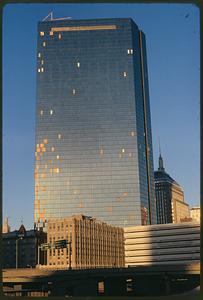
3 3 200 230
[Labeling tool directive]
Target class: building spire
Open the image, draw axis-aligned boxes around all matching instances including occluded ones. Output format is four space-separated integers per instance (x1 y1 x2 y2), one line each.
3 216 10 233
158 138 165 171
159 137 161 156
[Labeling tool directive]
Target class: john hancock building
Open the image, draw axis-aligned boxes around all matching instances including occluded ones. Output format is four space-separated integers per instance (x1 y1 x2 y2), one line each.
34 18 157 230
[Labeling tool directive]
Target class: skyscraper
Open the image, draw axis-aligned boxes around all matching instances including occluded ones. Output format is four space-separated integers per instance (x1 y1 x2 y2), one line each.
34 17 156 230
154 154 190 223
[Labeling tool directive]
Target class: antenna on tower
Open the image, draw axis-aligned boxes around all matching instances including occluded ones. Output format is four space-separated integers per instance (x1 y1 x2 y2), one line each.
158 137 165 171
42 12 53 21
158 136 161 156
42 12 72 22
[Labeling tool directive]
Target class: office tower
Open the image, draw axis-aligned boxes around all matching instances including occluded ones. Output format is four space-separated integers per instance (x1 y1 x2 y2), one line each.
154 154 190 223
34 17 156 230
46 214 124 269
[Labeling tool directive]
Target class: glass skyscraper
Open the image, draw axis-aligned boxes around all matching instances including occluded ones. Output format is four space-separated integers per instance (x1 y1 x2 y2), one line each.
34 18 156 230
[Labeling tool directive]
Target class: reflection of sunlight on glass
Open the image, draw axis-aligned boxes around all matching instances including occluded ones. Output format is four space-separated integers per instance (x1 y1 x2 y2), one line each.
78 202 83 208
99 148 104 155
107 207 112 213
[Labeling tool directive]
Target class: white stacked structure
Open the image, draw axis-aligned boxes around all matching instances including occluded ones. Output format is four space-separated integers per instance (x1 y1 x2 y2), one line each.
124 222 200 266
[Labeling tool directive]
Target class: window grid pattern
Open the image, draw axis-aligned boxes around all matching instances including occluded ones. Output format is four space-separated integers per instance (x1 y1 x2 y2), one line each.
35 18 156 229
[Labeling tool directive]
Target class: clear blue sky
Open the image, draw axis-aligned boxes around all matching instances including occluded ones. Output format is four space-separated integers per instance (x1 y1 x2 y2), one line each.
3 3 200 230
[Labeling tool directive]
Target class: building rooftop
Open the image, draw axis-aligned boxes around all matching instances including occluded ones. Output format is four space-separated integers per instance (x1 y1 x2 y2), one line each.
154 170 180 186
2 224 44 239
48 214 123 229
154 154 181 187
124 221 200 232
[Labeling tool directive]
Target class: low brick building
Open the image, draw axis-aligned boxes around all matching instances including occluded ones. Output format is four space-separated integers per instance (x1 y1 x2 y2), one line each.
2 224 46 268
46 214 124 269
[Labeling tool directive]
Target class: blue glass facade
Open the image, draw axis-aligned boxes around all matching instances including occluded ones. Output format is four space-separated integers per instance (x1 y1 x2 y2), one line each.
34 18 156 229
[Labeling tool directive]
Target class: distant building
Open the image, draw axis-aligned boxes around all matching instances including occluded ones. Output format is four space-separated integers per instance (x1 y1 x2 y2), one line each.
124 222 200 266
190 206 200 222
154 154 190 223
46 214 124 269
2 217 10 233
2 224 46 268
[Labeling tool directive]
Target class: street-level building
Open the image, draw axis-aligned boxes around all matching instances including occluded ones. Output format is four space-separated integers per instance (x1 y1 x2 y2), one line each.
45 214 124 269
124 222 200 266
190 206 200 222
2 224 46 268
154 154 190 224
34 17 157 231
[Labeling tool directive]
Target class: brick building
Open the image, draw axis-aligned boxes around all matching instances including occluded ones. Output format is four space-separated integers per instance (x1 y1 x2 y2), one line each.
46 215 124 269
2 224 46 268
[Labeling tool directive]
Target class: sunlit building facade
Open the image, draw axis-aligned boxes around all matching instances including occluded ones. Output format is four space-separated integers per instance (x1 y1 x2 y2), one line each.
46 214 124 269
34 18 156 230
2 217 10 233
190 206 200 222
